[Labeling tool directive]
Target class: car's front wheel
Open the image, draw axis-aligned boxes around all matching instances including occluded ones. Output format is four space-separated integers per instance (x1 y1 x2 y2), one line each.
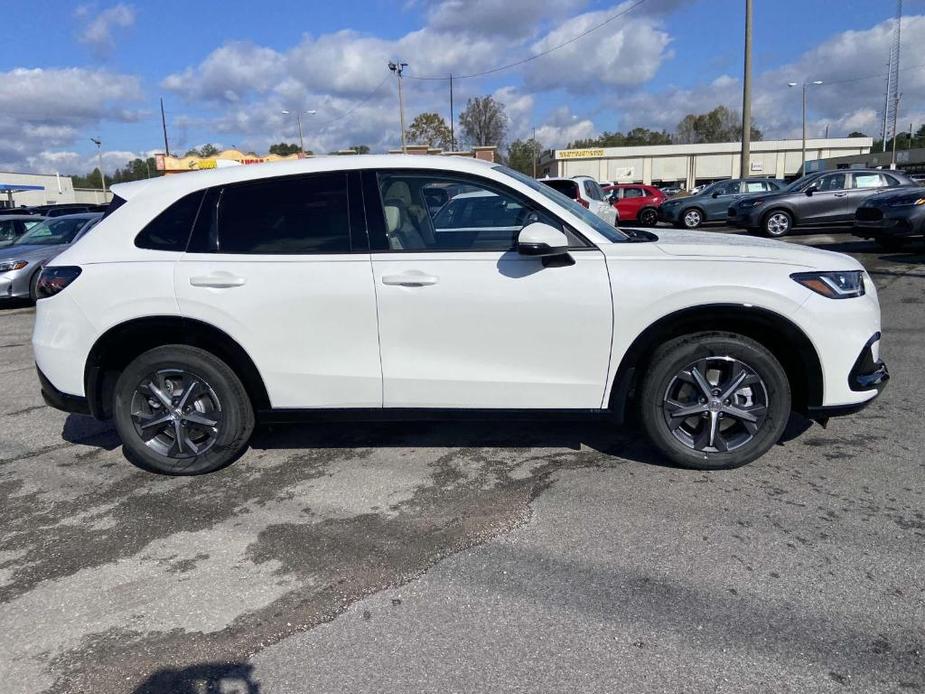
638 332 791 470
112 345 255 475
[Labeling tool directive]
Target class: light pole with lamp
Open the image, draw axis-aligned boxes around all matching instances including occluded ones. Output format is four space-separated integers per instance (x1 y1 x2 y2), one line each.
280 109 317 156
89 137 107 199
787 80 823 174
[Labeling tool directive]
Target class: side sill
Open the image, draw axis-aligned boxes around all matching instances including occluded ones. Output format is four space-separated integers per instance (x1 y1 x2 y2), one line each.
257 408 610 424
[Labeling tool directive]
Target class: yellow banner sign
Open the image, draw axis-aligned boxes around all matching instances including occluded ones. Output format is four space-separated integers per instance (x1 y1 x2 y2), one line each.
559 148 605 159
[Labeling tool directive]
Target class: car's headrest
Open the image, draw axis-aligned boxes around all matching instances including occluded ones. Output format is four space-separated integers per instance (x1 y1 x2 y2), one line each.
384 205 401 233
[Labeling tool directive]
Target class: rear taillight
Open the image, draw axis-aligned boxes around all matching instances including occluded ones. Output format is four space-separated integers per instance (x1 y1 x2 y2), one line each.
36 266 82 299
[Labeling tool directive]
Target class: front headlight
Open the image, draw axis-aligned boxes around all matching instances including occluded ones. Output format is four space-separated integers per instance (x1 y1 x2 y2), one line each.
0 260 28 272
791 270 865 299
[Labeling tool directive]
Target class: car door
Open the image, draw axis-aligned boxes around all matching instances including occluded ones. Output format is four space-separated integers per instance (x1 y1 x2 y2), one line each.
847 172 892 211
617 187 645 221
174 171 383 408
703 180 741 220
366 169 613 409
583 179 616 225
800 172 851 223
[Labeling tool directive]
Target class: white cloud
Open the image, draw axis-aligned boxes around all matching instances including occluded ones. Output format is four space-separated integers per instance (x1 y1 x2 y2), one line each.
0 68 143 172
77 3 135 55
423 0 586 38
522 2 674 93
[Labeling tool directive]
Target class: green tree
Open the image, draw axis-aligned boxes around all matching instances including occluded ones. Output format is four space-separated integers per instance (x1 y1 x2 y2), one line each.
506 138 543 176
199 143 220 157
269 142 302 156
459 96 507 148
349 144 371 154
183 147 201 157
675 106 762 144
847 131 868 138
568 128 672 149
407 112 453 150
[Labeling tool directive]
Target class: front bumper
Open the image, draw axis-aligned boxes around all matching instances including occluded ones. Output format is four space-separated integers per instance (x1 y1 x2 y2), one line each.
853 207 925 240
0 267 35 299
37 366 91 416
806 332 889 420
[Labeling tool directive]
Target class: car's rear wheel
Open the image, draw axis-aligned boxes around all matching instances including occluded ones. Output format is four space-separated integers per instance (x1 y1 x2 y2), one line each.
763 210 792 237
112 345 254 475
638 208 658 226
638 332 791 470
682 208 703 228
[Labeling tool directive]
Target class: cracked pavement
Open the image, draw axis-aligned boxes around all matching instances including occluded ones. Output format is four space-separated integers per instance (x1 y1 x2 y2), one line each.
0 232 922 693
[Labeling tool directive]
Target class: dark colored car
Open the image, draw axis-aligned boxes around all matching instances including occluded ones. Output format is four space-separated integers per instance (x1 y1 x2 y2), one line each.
853 187 925 250
21 203 107 217
603 184 666 225
659 178 785 229
727 169 918 237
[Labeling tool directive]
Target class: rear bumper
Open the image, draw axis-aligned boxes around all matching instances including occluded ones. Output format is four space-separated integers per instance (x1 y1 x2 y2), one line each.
37 366 91 416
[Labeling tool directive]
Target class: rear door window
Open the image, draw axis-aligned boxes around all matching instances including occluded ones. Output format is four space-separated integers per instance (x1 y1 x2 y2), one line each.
216 173 351 254
852 173 885 189
542 180 579 199
623 187 645 198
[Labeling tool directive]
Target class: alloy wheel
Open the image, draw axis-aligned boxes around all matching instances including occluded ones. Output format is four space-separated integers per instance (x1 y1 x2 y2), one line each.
661 356 768 453
639 209 658 226
130 369 223 459
766 212 790 236
683 210 702 228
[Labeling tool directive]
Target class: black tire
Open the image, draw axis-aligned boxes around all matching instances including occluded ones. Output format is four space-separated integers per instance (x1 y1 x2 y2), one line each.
762 209 793 237
28 269 42 302
638 208 659 227
638 332 791 470
681 207 704 229
112 345 255 475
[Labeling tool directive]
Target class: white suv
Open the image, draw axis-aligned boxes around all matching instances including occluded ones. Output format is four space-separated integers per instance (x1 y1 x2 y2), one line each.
540 176 618 226
33 155 888 475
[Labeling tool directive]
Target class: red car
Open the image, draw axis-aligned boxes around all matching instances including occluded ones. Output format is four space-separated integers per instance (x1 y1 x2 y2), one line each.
603 184 666 226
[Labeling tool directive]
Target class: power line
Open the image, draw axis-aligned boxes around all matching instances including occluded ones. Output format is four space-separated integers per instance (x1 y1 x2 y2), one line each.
312 74 391 130
405 0 651 81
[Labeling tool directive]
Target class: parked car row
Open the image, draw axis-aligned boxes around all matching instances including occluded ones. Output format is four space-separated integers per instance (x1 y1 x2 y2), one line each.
1 202 108 217
0 213 102 301
660 178 786 229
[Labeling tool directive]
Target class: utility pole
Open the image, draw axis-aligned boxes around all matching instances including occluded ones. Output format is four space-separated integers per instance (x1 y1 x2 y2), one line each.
739 0 752 179
532 126 537 178
160 97 170 156
90 137 107 198
891 93 902 169
388 61 408 153
788 81 823 174
449 73 455 151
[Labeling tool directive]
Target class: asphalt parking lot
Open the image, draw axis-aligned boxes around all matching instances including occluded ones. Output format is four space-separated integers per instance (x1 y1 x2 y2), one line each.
1 226 923 693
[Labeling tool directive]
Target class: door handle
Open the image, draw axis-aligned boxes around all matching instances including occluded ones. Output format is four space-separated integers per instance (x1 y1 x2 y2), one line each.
189 272 247 288
834 192 848 197
381 272 439 287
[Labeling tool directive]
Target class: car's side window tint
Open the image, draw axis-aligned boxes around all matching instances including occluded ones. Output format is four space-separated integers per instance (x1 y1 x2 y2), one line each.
745 181 766 192
882 174 900 187
624 188 645 198
376 174 574 252
135 191 205 251
216 173 350 255
817 173 847 191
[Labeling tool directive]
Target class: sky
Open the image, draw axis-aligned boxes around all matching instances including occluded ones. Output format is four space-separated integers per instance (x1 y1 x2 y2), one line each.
1 0 924 175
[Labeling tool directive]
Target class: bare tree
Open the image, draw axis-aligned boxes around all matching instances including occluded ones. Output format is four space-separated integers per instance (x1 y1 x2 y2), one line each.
459 96 507 148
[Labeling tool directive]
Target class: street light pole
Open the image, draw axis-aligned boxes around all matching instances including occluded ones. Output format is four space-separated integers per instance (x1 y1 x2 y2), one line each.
788 80 823 174
389 61 408 153
281 109 317 156
739 0 753 179
90 137 106 198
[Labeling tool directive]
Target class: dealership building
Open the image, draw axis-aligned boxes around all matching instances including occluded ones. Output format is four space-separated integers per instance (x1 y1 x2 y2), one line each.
538 137 874 187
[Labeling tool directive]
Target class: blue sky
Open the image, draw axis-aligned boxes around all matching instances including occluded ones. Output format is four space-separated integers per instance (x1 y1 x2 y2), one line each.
1 0 923 174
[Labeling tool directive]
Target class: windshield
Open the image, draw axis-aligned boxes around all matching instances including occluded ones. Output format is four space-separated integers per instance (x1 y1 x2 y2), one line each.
14 217 87 246
496 166 629 242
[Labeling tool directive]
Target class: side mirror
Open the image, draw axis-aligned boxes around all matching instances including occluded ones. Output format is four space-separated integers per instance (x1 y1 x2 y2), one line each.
517 223 569 257
805 185 817 196
711 191 721 198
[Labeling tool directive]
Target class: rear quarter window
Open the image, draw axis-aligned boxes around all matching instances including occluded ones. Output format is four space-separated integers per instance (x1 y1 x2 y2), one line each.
135 191 205 251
